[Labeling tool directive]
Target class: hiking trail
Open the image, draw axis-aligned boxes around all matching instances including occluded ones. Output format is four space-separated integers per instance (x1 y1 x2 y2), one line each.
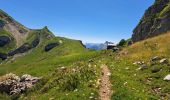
99 65 112 100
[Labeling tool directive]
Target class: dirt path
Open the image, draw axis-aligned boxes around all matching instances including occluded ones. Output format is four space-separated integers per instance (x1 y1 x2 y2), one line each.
99 65 112 100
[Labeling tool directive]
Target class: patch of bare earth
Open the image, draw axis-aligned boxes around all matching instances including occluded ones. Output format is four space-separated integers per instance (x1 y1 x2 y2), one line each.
99 65 112 100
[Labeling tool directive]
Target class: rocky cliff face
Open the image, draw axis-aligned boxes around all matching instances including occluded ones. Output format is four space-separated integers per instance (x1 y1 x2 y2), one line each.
0 10 56 60
0 10 30 46
132 0 170 42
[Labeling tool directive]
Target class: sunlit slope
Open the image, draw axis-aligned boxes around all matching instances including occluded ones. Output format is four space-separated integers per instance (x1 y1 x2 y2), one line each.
0 26 89 76
106 32 170 99
123 32 170 60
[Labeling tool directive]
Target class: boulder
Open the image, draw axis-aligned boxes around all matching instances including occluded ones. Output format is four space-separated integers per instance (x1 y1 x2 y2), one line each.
0 36 10 47
133 61 144 65
151 56 160 62
160 58 168 64
88 59 94 63
113 47 119 52
45 42 59 52
151 65 161 73
139 64 148 70
0 73 20 94
164 74 170 81
0 73 41 95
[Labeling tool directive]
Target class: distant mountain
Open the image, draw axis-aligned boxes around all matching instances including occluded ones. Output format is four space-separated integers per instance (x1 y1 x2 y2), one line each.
132 0 170 42
85 43 107 50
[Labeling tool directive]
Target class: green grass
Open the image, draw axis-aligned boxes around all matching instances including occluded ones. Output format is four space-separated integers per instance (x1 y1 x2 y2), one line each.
99 32 170 99
0 49 101 99
1 21 170 100
0 50 101 99
19 59 101 100
159 2 170 18
0 27 103 99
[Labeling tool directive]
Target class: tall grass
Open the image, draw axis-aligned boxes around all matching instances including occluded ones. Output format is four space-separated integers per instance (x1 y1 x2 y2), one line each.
121 32 170 61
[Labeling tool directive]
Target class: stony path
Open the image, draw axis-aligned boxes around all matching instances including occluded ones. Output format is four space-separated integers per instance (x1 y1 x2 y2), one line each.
99 65 112 100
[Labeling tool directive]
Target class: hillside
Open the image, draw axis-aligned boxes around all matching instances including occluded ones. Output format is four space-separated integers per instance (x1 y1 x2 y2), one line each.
101 32 170 99
0 10 29 47
0 9 87 61
1 1 170 99
0 10 103 100
132 0 170 42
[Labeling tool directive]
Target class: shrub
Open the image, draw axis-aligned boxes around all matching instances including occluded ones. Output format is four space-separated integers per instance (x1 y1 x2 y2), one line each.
118 39 126 47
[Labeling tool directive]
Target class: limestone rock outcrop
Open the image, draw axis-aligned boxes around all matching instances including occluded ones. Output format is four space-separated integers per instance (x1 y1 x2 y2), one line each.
132 0 170 42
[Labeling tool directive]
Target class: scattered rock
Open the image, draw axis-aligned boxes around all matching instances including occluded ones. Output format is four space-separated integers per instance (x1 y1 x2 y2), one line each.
89 96 94 99
152 87 162 94
146 77 153 83
160 58 168 64
137 64 148 70
151 56 160 62
0 73 41 95
151 65 161 73
134 74 137 76
60 67 66 71
106 72 111 76
112 47 119 52
45 42 59 52
74 89 78 92
164 74 170 81
0 36 10 47
133 61 144 65
88 59 94 63
91 93 94 95
124 82 128 86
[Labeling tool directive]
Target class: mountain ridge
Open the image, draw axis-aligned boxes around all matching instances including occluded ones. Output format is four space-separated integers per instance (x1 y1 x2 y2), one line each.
0 9 86 61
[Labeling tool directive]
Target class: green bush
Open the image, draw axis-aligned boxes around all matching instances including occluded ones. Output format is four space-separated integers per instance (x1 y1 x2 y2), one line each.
118 39 126 47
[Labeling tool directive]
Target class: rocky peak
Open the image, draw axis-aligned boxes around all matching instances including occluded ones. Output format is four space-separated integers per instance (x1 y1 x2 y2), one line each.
0 10 14 23
0 9 30 47
132 0 170 42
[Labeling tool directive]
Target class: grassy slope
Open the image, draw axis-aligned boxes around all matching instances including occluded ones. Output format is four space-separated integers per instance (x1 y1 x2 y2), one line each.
1 31 170 99
0 27 103 99
0 27 93 76
104 32 170 99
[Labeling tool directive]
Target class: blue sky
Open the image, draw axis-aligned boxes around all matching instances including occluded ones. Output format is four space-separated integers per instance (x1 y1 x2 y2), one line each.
1 0 154 43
